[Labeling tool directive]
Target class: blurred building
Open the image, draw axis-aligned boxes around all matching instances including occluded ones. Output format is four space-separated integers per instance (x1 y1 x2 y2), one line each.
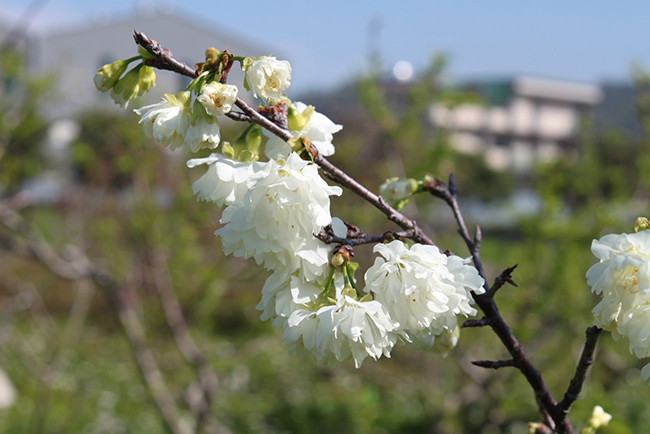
429 76 603 172
1 6 271 118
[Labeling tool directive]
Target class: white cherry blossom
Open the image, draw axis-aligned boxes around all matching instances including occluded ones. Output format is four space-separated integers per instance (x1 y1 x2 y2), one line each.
187 153 268 207
364 240 484 339
264 102 342 159
197 82 238 116
245 57 292 102
134 92 191 150
216 152 341 280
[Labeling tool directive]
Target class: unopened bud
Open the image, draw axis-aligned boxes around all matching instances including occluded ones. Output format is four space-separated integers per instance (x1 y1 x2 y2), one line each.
109 65 141 107
331 252 346 267
341 285 357 299
94 58 131 92
635 217 650 232
332 245 353 267
205 47 222 69
137 65 156 96
588 406 612 430
379 177 418 211
137 44 156 60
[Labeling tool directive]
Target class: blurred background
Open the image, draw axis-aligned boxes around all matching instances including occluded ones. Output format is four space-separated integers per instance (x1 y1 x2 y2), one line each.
1 1 650 433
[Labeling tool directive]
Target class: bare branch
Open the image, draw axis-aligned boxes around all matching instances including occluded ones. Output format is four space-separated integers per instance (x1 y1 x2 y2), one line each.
557 326 602 413
315 228 417 247
134 31 198 79
472 359 516 370
461 318 490 328
224 111 252 122
422 174 575 433
486 264 519 298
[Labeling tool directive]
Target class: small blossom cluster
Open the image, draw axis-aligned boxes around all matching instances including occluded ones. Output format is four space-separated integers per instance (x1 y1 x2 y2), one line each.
587 229 650 382
98 49 486 368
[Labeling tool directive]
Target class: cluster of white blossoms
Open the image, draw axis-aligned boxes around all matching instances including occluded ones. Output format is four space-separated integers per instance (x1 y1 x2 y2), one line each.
365 241 485 341
586 229 650 382
98 50 488 368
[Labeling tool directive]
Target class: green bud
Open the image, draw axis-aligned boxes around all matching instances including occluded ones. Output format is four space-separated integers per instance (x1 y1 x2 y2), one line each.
222 142 235 159
137 45 156 60
635 217 650 232
331 252 345 267
109 64 142 107
288 105 315 132
137 65 156 96
379 177 418 211
240 56 254 73
359 294 373 302
175 90 192 107
341 285 357 299
245 126 262 155
94 58 134 92
190 98 210 125
205 47 222 69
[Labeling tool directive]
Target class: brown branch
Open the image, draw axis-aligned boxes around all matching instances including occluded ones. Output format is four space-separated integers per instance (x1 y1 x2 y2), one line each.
486 264 519 298
423 174 574 434
224 111 252 122
472 359 516 370
134 31 198 79
557 326 602 413
461 317 490 328
315 228 417 247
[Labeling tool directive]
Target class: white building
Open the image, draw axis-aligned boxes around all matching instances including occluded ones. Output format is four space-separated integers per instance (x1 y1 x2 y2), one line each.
429 76 603 172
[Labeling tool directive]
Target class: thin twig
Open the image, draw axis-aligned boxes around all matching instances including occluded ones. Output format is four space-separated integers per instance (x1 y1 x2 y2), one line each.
422 175 573 434
461 318 490 328
471 359 516 370
134 31 198 79
557 326 602 413
225 111 251 122
315 228 416 247
486 265 518 298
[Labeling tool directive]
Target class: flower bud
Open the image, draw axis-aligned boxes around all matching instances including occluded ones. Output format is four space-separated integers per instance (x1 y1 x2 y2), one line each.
331 252 346 267
94 58 131 92
587 406 612 430
341 285 357 299
109 65 142 107
379 177 418 211
635 216 650 232
137 65 156 96
137 44 156 60
205 47 222 69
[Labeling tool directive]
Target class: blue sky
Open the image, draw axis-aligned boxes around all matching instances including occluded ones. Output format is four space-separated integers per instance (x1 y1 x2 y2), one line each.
1 0 649 93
